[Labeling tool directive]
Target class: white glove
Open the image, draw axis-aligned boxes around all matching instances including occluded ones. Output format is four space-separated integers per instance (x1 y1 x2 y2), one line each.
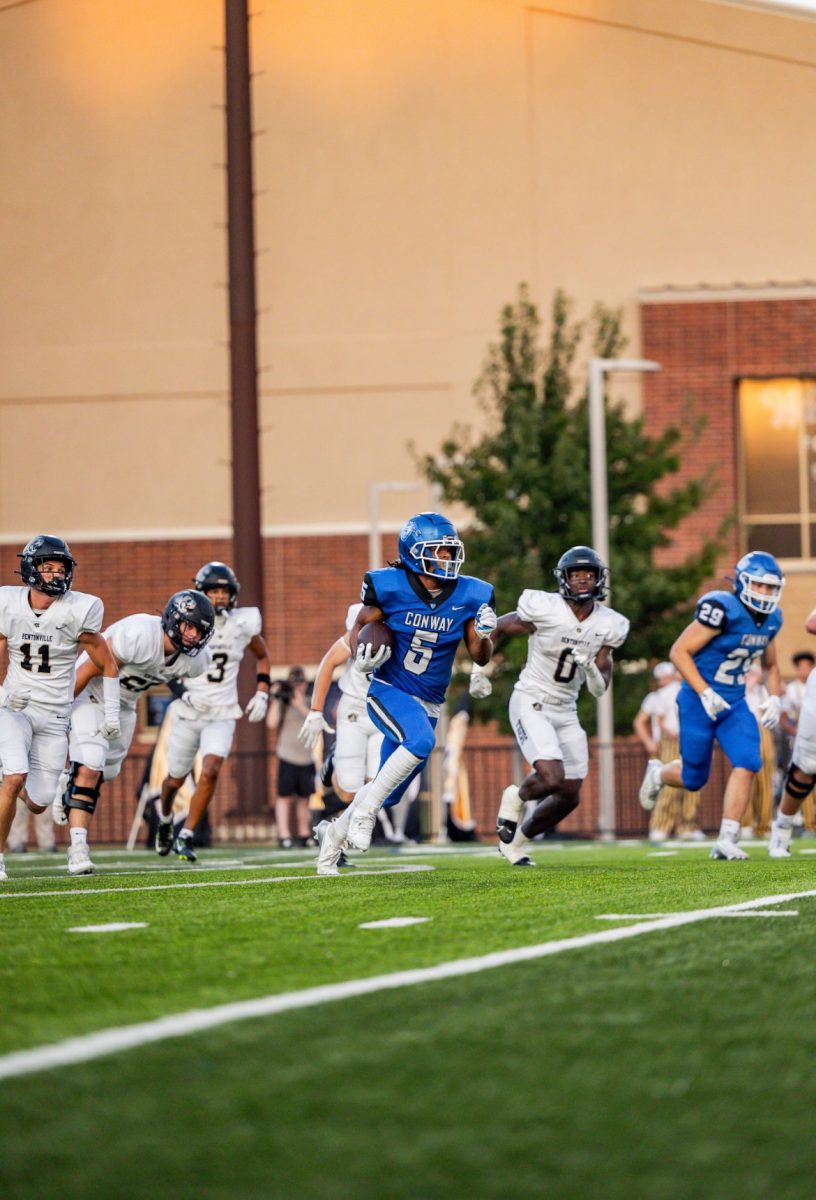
758 695 781 730
474 604 498 640
469 667 493 699
180 691 209 715
2 686 31 712
354 643 391 674
245 691 269 723
99 719 121 741
571 647 595 669
700 687 730 721
298 709 334 748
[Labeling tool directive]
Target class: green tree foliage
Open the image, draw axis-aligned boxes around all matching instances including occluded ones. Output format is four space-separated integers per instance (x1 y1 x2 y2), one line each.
416 286 729 733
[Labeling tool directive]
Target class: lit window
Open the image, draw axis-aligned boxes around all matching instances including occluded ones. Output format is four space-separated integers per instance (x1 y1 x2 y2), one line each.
739 378 816 560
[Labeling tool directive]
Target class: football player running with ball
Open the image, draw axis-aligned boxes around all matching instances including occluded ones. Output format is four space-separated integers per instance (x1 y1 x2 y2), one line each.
473 546 629 867
638 552 784 861
54 590 215 873
0 536 119 881
316 512 496 875
155 562 271 862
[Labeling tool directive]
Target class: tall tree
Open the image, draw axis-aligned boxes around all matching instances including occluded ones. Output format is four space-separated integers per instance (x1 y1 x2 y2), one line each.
417 286 727 731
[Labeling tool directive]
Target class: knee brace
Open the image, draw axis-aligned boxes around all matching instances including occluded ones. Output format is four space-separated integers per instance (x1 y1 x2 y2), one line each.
784 763 815 802
65 764 103 815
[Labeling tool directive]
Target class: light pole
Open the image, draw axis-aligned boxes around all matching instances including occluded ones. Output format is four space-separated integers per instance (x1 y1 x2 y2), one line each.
368 481 424 571
588 357 661 840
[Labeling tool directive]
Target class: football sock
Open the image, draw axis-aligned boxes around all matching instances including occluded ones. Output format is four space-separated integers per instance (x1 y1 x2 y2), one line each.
333 784 371 841
365 746 423 810
157 810 173 825
180 827 193 839
70 827 88 847
775 810 795 829
718 818 741 843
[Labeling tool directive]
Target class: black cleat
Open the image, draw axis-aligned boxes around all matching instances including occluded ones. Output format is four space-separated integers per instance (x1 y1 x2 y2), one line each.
173 832 197 862
155 821 174 857
496 818 518 845
319 748 336 790
337 850 355 870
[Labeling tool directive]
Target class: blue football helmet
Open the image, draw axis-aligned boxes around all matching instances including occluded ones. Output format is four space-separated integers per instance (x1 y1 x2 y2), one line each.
735 551 784 615
398 512 465 580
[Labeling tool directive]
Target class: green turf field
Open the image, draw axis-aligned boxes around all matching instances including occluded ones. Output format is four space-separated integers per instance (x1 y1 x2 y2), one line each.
2 840 815 1199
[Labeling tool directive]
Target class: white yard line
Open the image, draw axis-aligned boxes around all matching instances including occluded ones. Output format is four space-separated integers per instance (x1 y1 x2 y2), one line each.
0 886 812 1081
68 923 148 934
596 910 799 920
0 864 435 901
359 917 430 929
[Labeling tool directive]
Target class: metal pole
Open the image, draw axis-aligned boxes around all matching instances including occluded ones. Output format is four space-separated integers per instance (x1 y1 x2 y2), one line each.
368 481 422 572
225 0 266 810
588 357 660 840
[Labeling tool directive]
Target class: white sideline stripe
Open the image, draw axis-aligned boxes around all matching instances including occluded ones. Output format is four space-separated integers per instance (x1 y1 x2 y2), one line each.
68 923 148 934
596 910 799 920
358 917 430 929
0 887 813 1081
0 864 434 900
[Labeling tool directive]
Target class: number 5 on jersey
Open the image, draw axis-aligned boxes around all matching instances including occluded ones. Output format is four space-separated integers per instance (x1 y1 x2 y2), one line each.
403 629 438 675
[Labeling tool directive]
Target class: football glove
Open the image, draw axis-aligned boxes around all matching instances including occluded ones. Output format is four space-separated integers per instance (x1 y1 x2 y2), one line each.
474 604 498 640
245 691 270 723
469 666 493 699
354 643 391 674
298 710 334 749
758 695 781 730
571 647 595 669
99 719 121 741
1 686 31 712
700 687 730 721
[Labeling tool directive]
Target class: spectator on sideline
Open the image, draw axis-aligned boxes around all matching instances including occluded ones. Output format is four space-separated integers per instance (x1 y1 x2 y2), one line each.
268 666 316 848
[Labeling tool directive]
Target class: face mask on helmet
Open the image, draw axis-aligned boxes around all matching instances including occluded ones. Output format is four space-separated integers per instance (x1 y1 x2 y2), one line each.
194 562 240 613
162 590 216 656
553 546 608 603
735 552 784 615
398 513 465 581
17 535 76 597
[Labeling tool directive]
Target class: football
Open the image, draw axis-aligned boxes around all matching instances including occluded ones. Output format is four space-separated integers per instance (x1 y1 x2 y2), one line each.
358 621 395 655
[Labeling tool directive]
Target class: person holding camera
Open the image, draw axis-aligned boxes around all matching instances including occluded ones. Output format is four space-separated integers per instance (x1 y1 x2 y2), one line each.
267 666 316 848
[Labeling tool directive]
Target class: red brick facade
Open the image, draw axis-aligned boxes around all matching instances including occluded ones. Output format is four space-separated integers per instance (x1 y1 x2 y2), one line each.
640 295 816 567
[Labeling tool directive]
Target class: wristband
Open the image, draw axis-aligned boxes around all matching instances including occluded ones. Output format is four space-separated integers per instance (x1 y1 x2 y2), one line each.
256 672 271 686
102 674 121 722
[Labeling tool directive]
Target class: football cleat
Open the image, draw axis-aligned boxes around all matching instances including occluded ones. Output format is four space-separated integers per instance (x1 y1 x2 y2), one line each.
638 759 664 811
173 832 197 862
0 863 8 883
710 839 749 861
768 829 792 859
346 800 379 852
498 841 536 868
337 849 355 870
316 819 343 876
155 821 174 857
67 844 95 876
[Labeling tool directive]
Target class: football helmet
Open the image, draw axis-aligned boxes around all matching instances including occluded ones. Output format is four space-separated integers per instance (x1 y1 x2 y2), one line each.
398 512 465 580
194 561 240 612
553 546 609 603
162 590 216 656
17 535 76 596
735 551 784 615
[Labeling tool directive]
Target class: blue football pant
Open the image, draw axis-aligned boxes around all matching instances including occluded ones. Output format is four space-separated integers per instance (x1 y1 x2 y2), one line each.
678 691 761 792
366 680 437 808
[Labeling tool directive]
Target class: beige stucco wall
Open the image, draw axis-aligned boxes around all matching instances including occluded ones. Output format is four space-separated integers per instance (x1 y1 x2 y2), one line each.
2 0 816 540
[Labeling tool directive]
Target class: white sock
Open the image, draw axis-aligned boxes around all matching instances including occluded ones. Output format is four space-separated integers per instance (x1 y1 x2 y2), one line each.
158 811 173 825
180 827 193 838
70 827 88 847
719 818 741 844
333 784 371 841
775 810 796 829
511 822 528 849
771 821 793 848
366 747 423 810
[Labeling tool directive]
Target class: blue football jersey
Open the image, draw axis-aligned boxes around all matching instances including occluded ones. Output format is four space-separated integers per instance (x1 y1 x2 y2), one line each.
685 589 782 705
361 566 495 705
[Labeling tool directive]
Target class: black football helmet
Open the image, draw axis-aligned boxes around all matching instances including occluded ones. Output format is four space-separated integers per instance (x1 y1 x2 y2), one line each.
161 590 216 657
553 546 609 603
194 561 240 612
17 535 76 596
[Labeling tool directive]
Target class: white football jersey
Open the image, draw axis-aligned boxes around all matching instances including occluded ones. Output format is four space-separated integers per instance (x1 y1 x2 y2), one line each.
338 603 368 702
0 585 103 712
182 606 262 716
80 614 210 712
514 590 630 707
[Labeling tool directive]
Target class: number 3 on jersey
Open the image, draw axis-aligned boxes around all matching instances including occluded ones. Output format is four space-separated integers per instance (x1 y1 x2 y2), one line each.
403 629 438 675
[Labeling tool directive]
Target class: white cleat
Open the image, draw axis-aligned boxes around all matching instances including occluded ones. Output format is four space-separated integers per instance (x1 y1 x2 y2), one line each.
638 759 663 811
0 864 7 883
52 769 70 826
709 839 749 861
67 844 95 876
346 801 379 852
316 820 343 876
498 840 536 868
768 832 792 859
